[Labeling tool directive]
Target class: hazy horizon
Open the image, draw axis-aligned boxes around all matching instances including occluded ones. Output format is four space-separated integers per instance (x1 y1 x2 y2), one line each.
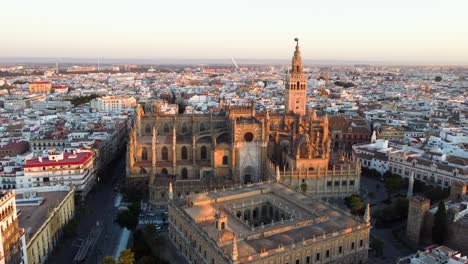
1 56 468 67
2 0 468 64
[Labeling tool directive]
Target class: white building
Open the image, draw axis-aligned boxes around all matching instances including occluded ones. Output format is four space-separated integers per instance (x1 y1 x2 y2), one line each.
388 149 468 188
398 245 468 264
22 150 96 196
90 95 137 112
352 139 393 176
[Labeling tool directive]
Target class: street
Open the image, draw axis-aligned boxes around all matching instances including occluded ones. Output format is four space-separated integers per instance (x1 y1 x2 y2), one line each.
47 153 126 264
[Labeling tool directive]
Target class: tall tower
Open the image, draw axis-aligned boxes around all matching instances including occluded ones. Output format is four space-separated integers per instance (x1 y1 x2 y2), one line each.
406 196 430 244
285 38 307 116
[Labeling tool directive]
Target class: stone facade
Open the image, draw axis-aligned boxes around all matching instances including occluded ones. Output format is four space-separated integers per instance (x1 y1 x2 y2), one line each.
127 40 361 207
406 182 468 254
406 196 430 244
168 182 370 264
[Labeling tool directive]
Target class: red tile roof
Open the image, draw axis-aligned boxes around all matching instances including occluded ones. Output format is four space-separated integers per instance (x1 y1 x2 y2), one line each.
30 82 51 85
24 151 93 168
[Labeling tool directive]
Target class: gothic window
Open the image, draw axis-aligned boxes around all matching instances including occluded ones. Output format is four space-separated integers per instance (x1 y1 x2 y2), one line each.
222 155 228 165
297 81 300 90
145 124 151 134
163 123 170 134
244 132 254 142
200 123 206 132
161 168 168 176
201 146 207 160
181 123 188 134
181 168 188 179
162 146 168 160
141 147 148 161
181 146 188 160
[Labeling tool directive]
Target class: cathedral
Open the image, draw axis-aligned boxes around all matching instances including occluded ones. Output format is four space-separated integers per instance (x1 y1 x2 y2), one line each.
126 39 361 207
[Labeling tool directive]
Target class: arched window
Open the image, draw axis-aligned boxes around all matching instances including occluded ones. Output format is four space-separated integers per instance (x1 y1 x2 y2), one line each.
200 146 207 160
161 168 168 176
181 168 188 179
221 222 225 229
200 123 206 132
163 123 170 134
222 155 228 165
145 124 151 134
161 146 168 160
297 81 300 90
244 132 254 142
181 123 187 134
141 147 148 161
181 146 188 160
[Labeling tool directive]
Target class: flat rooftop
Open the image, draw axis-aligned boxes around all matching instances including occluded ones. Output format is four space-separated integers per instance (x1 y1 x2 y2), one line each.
177 182 366 261
17 191 69 239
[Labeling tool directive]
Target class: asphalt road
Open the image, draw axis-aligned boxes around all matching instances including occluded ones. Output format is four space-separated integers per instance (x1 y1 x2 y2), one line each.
46 153 126 264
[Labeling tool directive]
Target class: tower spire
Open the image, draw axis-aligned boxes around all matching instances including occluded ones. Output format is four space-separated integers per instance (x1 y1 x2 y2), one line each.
285 38 307 116
232 235 239 263
407 171 415 198
168 181 174 200
364 203 370 224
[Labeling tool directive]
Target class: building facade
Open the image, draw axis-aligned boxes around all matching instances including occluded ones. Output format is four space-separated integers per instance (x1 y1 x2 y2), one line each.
388 150 468 188
406 183 468 254
23 150 96 196
90 95 137 112
28 82 52 94
168 182 371 264
17 187 75 264
0 190 27 264
126 41 361 207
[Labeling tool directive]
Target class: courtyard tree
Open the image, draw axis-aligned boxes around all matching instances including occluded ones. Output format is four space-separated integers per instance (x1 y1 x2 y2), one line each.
300 182 308 193
102 256 117 264
119 249 135 264
384 174 403 197
345 194 363 214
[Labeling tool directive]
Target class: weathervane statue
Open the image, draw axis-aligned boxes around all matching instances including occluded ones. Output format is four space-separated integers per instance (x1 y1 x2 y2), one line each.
294 37 299 45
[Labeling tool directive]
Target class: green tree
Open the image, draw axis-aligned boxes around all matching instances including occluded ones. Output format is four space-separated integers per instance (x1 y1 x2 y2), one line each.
139 256 156 264
119 249 135 264
384 174 403 196
300 183 308 193
116 202 141 230
370 238 384 257
383 170 392 179
435 76 442 82
116 210 138 230
102 256 117 264
432 201 447 244
345 194 363 214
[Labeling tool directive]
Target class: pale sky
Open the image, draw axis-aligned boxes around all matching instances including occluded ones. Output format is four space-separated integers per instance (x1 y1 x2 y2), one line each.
1 0 468 64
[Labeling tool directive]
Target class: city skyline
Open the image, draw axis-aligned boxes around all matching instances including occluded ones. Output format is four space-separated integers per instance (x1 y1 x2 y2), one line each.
2 0 468 65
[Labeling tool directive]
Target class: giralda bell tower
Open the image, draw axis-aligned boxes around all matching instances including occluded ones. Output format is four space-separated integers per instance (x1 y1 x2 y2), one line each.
285 38 307 116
